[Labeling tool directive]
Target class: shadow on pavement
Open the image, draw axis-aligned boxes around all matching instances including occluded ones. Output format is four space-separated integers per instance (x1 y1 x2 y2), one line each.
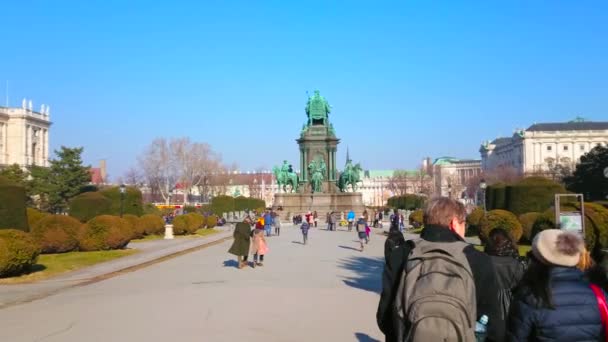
354 332 381 342
222 260 239 268
291 241 304 245
338 245 361 251
338 255 384 294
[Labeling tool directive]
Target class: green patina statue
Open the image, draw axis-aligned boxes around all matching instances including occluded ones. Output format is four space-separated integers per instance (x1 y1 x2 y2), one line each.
273 160 299 193
338 158 363 192
305 90 331 126
308 158 326 193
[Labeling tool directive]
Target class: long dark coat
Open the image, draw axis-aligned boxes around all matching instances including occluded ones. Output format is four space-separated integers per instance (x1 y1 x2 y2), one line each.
228 222 251 256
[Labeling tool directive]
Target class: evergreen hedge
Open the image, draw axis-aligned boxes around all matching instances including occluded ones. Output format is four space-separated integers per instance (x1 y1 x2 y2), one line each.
0 176 29 232
0 229 40 277
206 215 218 228
78 215 133 251
32 215 81 253
480 209 523 242
518 212 541 243
140 214 165 235
387 194 427 210
123 214 145 239
211 196 236 215
69 192 112 222
99 186 144 217
27 208 50 229
505 177 565 215
466 207 485 237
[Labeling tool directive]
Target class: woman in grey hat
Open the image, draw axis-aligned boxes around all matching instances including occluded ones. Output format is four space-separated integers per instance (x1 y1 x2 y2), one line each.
507 229 607 342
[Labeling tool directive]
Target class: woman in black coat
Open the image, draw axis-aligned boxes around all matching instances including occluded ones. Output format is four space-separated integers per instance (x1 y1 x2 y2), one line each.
507 229 606 342
228 217 252 269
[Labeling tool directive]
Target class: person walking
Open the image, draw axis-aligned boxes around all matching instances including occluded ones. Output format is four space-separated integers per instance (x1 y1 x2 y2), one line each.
347 209 356 232
484 228 525 331
228 217 252 269
274 214 281 236
313 210 318 228
377 197 503 342
263 210 273 237
507 230 607 342
356 216 367 251
300 218 310 245
250 224 268 268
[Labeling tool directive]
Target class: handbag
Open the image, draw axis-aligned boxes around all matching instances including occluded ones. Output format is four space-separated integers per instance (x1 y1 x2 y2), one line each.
590 284 608 342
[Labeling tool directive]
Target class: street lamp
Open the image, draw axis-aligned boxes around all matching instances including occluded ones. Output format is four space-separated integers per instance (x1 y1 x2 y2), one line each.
119 184 126 218
168 188 174 205
448 183 452 199
479 179 487 212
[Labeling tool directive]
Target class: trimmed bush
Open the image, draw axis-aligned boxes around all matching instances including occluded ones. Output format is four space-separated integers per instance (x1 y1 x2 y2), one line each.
31 215 81 253
490 183 507 210
210 195 235 215
69 192 112 222
531 209 556 242
123 214 145 239
409 209 424 228
206 215 218 228
0 229 40 277
466 207 485 237
186 213 205 233
27 208 50 228
143 203 162 216
505 177 566 215
78 215 133 251
584 203 608 251
387 194 427 210
172 215 190 235
183 206 198 214
0 176 29 231
99 186 144 217
480 209 523 242
519 212 541 243
140 214 165 235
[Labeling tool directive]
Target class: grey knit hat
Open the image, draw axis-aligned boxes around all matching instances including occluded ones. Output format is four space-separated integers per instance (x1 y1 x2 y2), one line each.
532 229 583 267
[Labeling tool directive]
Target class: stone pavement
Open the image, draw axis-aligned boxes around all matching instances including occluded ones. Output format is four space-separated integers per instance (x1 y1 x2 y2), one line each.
0 224 392 342
0 227 233 309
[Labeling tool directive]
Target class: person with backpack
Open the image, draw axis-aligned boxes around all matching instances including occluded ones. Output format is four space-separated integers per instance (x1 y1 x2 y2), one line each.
347 209 356 231
377 197 503 342
300 219 310 245
507 229 607 342
483 228 525 328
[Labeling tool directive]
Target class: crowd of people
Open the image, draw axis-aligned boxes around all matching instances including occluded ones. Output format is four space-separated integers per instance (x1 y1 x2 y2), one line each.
377 196 608 342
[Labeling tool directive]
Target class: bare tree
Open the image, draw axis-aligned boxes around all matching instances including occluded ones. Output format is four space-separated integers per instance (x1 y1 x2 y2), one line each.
138 138 178 205
388 170 410 196
171 138 222 204
123 167 143 186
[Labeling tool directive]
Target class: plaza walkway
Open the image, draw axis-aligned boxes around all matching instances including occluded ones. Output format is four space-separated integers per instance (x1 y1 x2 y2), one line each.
0 224 393 342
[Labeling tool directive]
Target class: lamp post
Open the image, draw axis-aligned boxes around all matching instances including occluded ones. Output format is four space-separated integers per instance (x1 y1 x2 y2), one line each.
168 188 174 205
119 184 126 218
448 183 452 199
479 179 487 213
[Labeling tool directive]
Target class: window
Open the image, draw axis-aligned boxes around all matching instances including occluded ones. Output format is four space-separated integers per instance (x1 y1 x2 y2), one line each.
547 145 552 151
563 145 568 151
580 145 585 151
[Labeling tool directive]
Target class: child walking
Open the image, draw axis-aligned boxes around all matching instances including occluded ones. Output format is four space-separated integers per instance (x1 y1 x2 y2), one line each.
301 219 310 245
250 226 268 267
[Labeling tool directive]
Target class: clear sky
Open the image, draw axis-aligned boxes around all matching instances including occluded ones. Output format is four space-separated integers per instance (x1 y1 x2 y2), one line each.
2 1 607 180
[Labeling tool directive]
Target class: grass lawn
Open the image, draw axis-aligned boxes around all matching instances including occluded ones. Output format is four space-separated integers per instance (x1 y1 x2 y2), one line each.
0 249 138 285
193 228 220 237
131 228 220 242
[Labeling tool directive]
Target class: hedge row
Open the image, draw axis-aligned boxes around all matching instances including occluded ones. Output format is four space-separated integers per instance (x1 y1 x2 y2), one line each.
0 176 29 232
210 195 265 215
485 177 566 215
387 195 427 211
69 186 144 222
0 229 40 277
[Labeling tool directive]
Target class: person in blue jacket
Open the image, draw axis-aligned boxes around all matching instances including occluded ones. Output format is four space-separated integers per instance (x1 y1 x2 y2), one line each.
507 229 606 342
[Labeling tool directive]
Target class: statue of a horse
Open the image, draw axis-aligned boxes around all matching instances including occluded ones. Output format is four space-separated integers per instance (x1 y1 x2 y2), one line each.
338 163 362 192
273 166 299 193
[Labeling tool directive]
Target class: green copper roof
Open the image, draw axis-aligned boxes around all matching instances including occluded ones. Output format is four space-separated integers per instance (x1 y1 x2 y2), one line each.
433 157 462 165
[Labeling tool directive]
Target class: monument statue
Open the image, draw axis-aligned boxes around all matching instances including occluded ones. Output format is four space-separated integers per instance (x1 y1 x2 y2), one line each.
305 90 331 126
308 159 325 193
273 160 299 193
338 159 363 192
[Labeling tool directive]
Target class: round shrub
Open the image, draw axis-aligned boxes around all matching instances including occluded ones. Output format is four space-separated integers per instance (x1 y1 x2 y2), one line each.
584 203 608 250
409 209 424 228
140 214 165 235
519 212 540 243
27 208 50 228
143 203 162 216
0 229 40 277
69 192 112 222
78 215 133 251
32 215 81 253
206 215 218 228
0 176 29 231
186 213 205 232
480 209 523 242
123 214 145 239
172 215 190 235
466 207 485 237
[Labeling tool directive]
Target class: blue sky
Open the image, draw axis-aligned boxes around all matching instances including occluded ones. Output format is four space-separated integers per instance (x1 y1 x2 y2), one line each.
1 1 607 180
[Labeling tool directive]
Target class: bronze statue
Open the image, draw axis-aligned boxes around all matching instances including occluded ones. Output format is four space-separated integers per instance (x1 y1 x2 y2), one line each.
305 90 331 126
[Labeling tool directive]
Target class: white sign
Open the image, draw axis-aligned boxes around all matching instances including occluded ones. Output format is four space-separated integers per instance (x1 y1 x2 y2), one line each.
559 212 584 235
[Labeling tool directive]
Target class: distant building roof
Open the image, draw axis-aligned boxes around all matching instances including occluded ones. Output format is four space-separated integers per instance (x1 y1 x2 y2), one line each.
433 157 480 166
527 121 608 132
89 168 103 184
491 137 513 147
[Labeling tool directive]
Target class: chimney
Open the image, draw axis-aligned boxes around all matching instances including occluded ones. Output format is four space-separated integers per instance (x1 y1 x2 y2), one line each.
99 159 107 184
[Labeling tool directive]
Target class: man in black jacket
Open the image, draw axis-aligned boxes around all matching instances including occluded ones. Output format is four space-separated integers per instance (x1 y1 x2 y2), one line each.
377 197 504 342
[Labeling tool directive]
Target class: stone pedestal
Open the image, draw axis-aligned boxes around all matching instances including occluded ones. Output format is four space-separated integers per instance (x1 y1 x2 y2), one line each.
164 224 174 240
273 191 365 221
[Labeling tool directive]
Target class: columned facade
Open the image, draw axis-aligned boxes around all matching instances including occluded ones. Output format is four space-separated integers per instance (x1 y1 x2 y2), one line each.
0 104 52 168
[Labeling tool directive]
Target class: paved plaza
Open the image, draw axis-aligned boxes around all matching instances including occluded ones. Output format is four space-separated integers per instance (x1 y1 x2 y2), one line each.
0 224 400 342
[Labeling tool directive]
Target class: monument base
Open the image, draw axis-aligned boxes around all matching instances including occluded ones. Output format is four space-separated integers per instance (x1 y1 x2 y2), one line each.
273 192 365 222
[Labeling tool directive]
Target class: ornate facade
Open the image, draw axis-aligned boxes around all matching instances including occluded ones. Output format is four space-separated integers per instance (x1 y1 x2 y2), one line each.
0 102 51 167
480 121 608 174
432 157 482 199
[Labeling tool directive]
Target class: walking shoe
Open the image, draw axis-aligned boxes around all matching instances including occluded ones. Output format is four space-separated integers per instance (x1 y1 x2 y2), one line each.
252 262 256 268
256 262 264 267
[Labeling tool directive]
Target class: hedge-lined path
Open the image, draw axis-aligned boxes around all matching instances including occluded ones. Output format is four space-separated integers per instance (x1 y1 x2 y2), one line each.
0 224 389 342
0 226 233 310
